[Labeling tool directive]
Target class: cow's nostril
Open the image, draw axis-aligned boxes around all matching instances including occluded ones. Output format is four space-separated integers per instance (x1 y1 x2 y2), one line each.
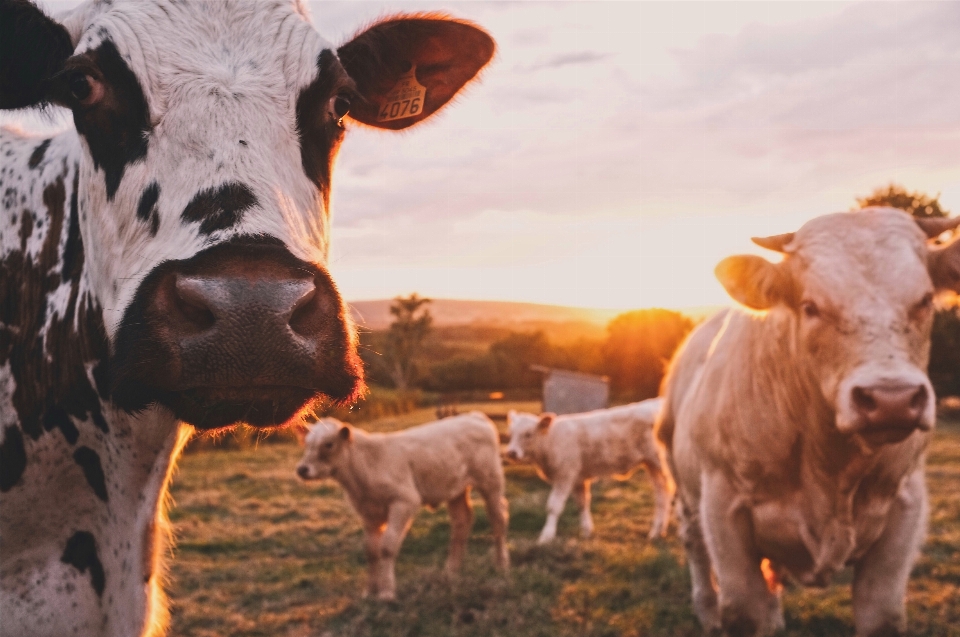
173 276 216 330
296 466 309 479
852 387 877 413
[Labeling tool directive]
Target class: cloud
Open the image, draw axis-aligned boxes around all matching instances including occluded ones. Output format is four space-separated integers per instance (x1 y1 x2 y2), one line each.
521 50 613 72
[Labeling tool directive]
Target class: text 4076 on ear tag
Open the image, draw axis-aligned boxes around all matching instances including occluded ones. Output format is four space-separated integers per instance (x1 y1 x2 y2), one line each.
378 66 427 122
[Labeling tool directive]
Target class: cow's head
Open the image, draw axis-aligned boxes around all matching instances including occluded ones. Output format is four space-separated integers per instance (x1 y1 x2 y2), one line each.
295 417 349 480
504 410 554 461
716 208 960 447
1 0 493 429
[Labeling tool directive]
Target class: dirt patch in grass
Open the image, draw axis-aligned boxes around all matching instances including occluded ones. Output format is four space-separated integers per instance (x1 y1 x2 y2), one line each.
166 417 960 636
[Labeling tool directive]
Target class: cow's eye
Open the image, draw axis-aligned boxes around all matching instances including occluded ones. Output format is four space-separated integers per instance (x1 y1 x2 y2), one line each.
801 300 820 319
329 94 351 124
323 441 334 450
67 72 104 107
912 292 934 318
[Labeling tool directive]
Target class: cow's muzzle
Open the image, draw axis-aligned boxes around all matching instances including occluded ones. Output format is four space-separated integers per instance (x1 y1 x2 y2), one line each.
111 238 364 429
841 381 934 445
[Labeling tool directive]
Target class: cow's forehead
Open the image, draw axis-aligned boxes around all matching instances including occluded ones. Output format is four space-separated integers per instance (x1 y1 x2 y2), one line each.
791 209 931 303
69 0 329 102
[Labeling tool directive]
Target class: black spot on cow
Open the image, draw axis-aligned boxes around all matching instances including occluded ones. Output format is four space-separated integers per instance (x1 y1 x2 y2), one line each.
136 182 160 237
1 166 109 444
28 139 51 169
295 49 349 208
59 40 151 200
73 446 108 502
0 426 27 491
180 182 257 234
62 171 83 283
60 531 105 596
42 404 79 444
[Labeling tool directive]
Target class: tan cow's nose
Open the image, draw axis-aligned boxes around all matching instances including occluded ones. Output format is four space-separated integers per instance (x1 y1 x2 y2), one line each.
851 384 928 429
296 465 309 480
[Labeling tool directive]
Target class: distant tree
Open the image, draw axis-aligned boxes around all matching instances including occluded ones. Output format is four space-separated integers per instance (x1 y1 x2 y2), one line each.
855 183 948 219
381 294 433 391
602 309 695 400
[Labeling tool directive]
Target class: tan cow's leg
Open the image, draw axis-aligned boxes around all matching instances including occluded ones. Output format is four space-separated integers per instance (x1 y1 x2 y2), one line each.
701 471 783 637
677 497 720 633
377 501 417 601
572 480 594 538
362 522 384 598
478 480 510 570
852 468 927 637
445 489 474 574
539 479 575 544
643 456 674 539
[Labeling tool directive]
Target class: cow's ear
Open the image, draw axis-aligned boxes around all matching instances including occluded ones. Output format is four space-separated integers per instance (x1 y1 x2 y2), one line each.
0 0 75 109
293 423 310 444
929 234 960 292
338 425 352 441
337 15 494 130
715 255 789 310
536 413 555 432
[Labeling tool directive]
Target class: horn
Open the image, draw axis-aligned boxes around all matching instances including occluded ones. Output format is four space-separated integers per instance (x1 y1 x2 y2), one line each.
915 216 960 239
751 232 795 253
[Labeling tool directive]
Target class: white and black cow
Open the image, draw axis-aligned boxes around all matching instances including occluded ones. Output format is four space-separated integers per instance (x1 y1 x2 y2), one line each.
0 1 494 635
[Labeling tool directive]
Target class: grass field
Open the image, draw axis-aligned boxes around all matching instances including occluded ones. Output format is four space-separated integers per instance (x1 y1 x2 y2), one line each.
166 407 960 637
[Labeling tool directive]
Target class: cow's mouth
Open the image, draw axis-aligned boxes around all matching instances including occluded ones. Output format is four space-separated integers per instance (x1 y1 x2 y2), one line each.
857 424 921 447
167 385 318 430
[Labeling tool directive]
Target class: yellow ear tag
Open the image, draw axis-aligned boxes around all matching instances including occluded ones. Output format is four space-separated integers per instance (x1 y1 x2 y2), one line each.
377 65 427 123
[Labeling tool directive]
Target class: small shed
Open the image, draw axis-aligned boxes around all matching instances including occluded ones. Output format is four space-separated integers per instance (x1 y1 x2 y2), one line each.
531 366 609 415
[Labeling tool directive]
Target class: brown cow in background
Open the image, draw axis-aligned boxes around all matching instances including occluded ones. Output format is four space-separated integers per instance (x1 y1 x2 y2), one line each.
657 208 960 636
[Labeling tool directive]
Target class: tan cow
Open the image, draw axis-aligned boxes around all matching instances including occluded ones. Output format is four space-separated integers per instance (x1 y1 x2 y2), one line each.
657 208 960 636
296 413 509 600
505 399 673 543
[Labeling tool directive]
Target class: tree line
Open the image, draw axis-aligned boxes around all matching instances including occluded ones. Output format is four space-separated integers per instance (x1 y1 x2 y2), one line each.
359 184 960 403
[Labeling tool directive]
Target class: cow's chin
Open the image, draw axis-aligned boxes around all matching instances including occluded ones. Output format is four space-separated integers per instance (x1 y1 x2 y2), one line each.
166 386 318 430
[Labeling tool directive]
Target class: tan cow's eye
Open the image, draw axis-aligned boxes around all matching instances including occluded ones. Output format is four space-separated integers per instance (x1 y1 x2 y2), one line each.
912 292 934 319
323 442 334 450
801 300 820 319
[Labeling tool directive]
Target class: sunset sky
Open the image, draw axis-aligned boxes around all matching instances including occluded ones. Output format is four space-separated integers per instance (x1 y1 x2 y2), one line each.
15 1 960 311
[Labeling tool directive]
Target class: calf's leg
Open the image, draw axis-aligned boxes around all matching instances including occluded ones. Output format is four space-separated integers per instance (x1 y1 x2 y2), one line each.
478 480 510 570
377 501 418 601
852 468 927 637
445 489 474 574
362 522 385 598
643 456 674 539
701 471 783 637
572 480 594 538
539 479 575 544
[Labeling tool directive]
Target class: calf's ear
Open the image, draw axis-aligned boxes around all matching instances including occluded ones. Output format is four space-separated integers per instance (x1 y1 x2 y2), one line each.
929 234 960 292
338 425 352 441
338 14 495 130
0 0 74 109
536 414 555 432
715 255 788 310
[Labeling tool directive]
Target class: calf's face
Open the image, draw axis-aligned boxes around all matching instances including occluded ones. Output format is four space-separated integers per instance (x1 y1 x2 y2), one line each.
2 0 494 428
505 410 554 461
716 208 960 446
296 419 350 480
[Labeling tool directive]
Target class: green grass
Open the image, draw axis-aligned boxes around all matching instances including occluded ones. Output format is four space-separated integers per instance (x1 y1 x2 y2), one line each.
166 415 960 637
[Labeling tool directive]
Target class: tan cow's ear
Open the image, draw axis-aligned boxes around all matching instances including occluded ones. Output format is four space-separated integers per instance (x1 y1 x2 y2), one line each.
293 423 310 444
929 234 960 292
338 15 495 130
537 413 555 432
338 425 352 441
715 255 788 310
